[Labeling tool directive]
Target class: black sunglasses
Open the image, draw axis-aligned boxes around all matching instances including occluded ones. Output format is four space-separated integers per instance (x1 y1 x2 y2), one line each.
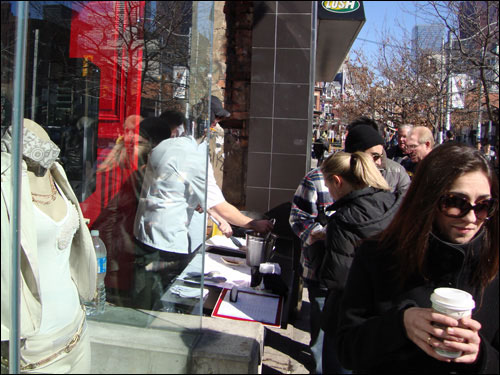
438 194 498 220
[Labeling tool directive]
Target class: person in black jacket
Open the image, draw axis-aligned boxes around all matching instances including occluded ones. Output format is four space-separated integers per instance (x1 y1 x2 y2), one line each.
344 120 410 195
334 143 499 374
319 151 402 373
313 135 329 167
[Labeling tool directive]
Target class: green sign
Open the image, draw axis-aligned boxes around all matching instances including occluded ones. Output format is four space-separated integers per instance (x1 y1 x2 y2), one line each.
321 1 360 13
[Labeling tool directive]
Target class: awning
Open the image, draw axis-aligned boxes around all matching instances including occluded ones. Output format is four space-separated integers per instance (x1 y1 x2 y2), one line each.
316 1 366 82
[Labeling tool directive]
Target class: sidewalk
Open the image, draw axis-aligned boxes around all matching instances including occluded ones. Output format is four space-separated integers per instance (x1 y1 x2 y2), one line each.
262 288 315 374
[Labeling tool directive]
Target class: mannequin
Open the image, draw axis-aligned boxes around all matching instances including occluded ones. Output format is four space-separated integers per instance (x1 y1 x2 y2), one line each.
24 119 66 221
1 119 97 373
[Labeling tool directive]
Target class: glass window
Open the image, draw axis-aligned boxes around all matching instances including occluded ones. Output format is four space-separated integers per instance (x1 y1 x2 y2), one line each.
2 1 214 372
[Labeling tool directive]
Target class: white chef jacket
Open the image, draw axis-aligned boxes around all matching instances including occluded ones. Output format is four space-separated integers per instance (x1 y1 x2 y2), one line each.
134 136 209 253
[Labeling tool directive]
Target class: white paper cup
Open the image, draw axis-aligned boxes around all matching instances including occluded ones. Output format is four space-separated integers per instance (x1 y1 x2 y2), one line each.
430 287 475 358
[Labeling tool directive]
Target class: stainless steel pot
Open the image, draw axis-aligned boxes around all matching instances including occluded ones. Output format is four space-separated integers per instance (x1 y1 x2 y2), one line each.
245 232 278 266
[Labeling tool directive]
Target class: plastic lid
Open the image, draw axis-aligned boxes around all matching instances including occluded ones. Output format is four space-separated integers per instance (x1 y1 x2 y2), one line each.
90 230 100 236
430 287 475 310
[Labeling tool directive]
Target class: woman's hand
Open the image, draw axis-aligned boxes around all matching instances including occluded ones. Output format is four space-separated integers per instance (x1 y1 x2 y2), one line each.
443 316 482 363
403 307 481 363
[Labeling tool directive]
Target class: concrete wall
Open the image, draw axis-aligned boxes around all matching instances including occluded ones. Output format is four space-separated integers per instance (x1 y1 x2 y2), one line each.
88 310 265 374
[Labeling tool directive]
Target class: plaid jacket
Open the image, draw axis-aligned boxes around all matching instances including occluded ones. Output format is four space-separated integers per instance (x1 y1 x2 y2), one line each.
289 168 333 285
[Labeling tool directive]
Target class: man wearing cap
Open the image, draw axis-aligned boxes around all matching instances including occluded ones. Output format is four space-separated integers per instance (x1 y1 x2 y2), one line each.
202 96 273 234
207 96 230 185
345 120 411 195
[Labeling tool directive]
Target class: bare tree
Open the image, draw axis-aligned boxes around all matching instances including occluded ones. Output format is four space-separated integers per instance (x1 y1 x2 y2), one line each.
418 1 499 139
339 33 453 135
335 1 498 144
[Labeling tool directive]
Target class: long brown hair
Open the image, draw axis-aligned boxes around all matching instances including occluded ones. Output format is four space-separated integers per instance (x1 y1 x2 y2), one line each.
379 143 499 289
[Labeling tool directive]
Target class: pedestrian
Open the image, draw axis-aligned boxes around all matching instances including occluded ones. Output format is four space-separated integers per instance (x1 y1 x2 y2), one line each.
313 135 329 167
289 167 334 374
403 126 434 178
386 123 413 163
444 130 456 143
191 97 274 234
344 120 411 195
482 143 496 164
93 115 175 307
334 143 499 373
319 151 402 373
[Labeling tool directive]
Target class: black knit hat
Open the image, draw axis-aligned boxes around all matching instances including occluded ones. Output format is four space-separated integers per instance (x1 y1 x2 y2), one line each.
345 125 385 152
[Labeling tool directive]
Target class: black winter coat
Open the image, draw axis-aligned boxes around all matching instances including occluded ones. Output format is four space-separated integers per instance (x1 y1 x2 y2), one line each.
334 232 499 374
320 187 401 292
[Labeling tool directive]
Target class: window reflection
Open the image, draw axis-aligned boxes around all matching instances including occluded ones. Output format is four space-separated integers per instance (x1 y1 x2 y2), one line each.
2 0 212 318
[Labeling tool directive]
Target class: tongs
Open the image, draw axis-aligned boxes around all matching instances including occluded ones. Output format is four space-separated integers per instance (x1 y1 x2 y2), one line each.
209 215 244 248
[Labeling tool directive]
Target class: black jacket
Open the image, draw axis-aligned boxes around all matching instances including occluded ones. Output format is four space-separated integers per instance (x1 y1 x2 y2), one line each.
386 144 406 163
334 232 499 374
320 187 401 292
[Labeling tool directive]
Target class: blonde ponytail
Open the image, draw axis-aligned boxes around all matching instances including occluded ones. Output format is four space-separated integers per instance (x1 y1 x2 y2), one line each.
321 151 390 191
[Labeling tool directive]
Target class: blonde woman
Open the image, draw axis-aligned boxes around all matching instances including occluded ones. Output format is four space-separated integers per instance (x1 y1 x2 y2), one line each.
319 151 402 373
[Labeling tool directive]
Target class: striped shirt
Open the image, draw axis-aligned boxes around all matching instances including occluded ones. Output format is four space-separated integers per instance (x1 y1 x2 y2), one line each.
289 168 333 285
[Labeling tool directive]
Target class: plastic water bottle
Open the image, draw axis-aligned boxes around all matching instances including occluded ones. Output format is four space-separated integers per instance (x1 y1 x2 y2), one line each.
85 230 107 315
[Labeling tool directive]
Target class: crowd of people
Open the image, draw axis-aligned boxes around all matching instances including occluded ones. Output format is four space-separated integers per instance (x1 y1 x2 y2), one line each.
291 117 498 374
2 105 497 373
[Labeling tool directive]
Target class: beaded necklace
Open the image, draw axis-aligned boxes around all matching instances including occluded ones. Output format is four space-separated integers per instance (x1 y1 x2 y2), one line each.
31 173 57 205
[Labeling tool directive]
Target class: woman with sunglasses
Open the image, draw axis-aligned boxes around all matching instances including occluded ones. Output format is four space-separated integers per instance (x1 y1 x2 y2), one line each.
333 143 498 373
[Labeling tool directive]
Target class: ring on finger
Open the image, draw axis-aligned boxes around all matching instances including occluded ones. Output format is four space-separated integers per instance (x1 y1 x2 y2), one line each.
427 336 432 345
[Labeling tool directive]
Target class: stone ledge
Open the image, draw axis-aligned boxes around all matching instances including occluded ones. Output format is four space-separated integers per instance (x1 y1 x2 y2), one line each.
88 309 264 374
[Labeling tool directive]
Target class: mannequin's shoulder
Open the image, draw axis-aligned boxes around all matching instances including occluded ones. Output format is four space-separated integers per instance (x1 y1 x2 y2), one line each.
1 151 28 177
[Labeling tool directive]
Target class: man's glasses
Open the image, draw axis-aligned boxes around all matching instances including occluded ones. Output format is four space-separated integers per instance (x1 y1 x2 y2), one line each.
406 144 420 151
438 194 498 220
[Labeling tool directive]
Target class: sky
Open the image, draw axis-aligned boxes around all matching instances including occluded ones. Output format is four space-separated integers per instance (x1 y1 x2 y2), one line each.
351 1 427 60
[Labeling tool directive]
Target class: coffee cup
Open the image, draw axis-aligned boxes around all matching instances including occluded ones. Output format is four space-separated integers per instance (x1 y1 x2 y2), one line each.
430 287 475 358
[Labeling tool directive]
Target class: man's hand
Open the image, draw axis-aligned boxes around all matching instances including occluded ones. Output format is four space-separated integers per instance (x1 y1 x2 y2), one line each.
216 219 233 237
248 219 274 234
309 225 326 243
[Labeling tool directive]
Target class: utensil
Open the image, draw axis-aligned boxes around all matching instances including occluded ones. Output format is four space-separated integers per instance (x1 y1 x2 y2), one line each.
184 274 227 284
186 271 221 278
210 215 243 249
265 218 277 241
245 232 277 267
229 236 243 248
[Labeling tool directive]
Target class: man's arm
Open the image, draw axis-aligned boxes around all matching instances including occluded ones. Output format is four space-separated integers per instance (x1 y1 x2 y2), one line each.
207 161 273 233
289 170 332 246
210 201 273 233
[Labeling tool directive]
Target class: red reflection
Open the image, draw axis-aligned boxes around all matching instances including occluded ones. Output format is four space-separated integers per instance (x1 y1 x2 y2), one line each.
69 1 145 225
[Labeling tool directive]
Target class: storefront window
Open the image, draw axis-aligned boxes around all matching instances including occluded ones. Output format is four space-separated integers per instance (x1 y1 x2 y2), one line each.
2 1 214 372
